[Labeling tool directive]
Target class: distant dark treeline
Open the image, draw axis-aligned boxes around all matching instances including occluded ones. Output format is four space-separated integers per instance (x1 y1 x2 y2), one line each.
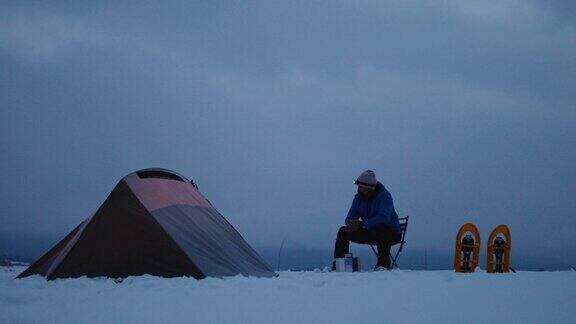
0 233 57 264
1 234 572 271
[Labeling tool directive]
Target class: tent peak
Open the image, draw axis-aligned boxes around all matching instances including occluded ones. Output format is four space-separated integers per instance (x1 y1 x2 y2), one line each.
130 168 190 183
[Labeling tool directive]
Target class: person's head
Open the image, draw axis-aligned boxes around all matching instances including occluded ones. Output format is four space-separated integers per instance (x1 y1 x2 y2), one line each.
354 170 377 199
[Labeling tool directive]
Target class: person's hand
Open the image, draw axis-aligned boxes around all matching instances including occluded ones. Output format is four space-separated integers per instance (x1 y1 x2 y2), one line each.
345 219 361 232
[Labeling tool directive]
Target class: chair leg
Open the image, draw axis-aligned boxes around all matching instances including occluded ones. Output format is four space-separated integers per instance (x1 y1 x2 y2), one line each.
370 245 378 257
390 253 398 269
390 247 403 269
370 245 378 271
371 244 404 270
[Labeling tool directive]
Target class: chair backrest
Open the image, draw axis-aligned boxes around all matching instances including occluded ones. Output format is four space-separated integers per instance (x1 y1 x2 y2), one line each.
398 216 409 243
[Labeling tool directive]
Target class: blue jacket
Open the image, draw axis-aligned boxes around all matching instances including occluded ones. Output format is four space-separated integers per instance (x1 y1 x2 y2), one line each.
346 182 400 233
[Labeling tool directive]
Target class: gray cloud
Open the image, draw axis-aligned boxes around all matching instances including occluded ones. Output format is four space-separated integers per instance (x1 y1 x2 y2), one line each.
1 1 574 266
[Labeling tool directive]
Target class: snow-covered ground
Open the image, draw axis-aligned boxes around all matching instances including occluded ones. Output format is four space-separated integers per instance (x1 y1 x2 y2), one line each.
1 266 575 324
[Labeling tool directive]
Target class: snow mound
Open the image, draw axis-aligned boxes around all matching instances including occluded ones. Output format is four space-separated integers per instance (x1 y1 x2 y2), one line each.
2 266 575 323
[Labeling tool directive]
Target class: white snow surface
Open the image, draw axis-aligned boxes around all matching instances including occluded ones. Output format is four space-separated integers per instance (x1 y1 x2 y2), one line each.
1 266 575 324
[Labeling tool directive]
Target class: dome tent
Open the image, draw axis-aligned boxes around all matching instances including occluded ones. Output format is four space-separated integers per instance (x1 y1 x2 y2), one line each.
17 168 276 280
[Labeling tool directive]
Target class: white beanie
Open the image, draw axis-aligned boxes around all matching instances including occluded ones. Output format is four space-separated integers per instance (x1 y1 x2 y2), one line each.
354 170 377 188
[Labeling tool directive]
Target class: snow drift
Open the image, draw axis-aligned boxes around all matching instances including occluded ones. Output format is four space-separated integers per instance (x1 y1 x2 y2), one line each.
2 266 575 323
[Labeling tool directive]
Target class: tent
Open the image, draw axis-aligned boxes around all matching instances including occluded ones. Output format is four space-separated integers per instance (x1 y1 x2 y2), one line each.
17 168 276 280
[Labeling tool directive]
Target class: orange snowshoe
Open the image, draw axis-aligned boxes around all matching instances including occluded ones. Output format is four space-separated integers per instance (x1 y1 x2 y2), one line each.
487 225 511 273
454 223 481 273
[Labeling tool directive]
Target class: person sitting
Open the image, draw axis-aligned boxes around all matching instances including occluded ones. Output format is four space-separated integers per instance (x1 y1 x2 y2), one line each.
333 170 401 270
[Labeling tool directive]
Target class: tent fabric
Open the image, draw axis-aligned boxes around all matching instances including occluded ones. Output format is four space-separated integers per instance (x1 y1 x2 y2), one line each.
16 223 83 278
152 205 275 277
17 168 276 280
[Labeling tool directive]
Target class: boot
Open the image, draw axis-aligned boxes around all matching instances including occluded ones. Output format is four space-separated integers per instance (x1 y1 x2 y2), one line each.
376 255 391 270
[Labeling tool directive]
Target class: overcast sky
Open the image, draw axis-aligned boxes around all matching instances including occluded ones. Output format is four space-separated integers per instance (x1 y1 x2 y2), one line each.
1 1 575 264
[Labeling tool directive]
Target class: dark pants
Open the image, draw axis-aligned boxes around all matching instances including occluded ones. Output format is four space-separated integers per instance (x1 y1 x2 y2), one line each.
333 225 401 269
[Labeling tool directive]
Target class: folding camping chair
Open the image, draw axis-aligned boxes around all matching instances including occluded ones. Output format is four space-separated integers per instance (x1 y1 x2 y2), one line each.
370 216 409 270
